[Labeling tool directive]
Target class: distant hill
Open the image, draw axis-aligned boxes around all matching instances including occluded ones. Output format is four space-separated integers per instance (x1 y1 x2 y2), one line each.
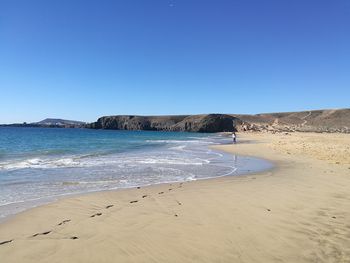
0 118 85 128
35 118 85 126
234 108 350 133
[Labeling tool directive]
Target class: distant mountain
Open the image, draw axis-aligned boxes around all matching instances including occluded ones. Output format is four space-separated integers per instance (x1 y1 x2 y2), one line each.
0 118 86 128
34 118 86 126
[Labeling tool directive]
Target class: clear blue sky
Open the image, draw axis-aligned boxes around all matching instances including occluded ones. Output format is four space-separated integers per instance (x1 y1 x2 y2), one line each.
1 0 349 123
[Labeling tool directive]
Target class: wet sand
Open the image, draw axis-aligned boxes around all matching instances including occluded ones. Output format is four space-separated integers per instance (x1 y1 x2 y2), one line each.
0 132 349 262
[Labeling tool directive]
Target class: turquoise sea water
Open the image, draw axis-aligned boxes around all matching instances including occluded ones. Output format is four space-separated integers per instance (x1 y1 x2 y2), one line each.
0 127 272 221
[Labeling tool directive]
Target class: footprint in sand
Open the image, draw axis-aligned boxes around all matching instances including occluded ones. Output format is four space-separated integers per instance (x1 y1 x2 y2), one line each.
32 231 51 237
70 236 79 240
176 200 182 205
158 192 164 194
130 200 138 204
105 205 114 209
0 240 13 246
58 219 71 226
90 213 102 218
142 195 148 198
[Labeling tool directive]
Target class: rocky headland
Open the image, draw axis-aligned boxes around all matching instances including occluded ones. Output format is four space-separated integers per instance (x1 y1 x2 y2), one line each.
87 108 350 133
2 109 349 133
87 114 241 132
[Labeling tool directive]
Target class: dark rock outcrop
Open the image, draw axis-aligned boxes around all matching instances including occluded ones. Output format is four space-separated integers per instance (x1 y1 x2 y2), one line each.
86 108 350 133
172 114 241 132
87 114 240 133
88 115 187 131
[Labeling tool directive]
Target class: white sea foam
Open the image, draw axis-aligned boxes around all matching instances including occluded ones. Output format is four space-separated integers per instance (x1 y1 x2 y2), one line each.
0 153 213 171
0 131 272 222
0 157 81 170
168 145 186 150
145 139 214 144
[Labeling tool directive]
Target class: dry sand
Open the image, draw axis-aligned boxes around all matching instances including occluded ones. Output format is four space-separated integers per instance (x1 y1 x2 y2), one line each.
0 132 349 263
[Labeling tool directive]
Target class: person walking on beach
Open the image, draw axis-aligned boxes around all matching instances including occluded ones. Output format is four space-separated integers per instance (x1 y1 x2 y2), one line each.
232 132 236 144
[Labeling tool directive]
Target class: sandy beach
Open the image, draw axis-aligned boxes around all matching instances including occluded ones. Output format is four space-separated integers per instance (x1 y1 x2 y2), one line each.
0 132 350 263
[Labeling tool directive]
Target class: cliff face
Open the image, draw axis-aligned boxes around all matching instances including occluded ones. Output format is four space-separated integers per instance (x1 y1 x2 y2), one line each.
172 114 242 132
87 114 240 132
86 109 350 133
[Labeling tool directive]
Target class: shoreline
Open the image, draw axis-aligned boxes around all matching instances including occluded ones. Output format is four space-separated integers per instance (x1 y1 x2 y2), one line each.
0 136 272 224
0 151 273 225
0 132 349 262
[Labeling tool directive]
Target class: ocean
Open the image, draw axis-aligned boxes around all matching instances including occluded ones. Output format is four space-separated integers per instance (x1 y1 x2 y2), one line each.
0 127 272 221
